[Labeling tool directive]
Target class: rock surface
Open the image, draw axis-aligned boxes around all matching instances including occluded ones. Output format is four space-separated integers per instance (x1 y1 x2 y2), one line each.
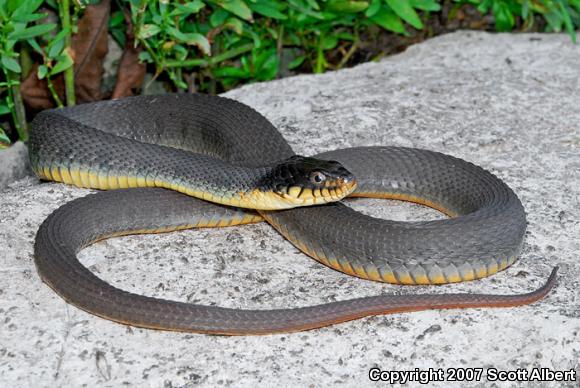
0 141 30 189
0 31 578 387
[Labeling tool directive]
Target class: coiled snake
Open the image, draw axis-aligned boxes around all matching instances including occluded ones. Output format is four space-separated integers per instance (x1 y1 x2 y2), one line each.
30 94 557 335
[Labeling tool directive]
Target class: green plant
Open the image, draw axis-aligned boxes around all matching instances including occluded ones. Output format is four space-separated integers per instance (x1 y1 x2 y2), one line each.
125 0 443 91
126 0 579 93
1 0 579 149
465 0 580 41
0 0 57 142
0 0 80 146
0 126 10 148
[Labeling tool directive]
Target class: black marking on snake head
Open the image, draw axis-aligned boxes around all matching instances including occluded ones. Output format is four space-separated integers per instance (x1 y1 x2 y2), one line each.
260 155 355 193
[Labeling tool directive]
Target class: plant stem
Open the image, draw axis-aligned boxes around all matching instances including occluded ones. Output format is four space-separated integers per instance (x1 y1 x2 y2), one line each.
337 21 360 70
141 38 162 70
336 41 358 70
276 24 284 69
315 42 324 74
46 77 64 108
10 78 28 141
3 68 28 141
60 0 76 106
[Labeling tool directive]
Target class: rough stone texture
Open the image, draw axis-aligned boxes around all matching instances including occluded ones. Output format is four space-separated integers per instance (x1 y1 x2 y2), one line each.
0 141 30 189
0 31 578 387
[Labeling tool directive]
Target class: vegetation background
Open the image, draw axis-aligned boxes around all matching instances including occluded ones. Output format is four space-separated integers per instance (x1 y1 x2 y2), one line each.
1 0 579 148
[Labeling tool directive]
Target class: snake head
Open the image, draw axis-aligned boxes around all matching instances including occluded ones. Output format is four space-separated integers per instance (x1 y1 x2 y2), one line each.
264 155 357 207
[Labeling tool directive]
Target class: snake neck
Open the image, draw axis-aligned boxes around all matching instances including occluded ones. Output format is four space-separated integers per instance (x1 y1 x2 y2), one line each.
30 153 355 210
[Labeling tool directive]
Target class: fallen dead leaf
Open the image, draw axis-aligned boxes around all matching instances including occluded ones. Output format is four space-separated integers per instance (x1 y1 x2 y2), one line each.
22 0 111 109
112 9 145 99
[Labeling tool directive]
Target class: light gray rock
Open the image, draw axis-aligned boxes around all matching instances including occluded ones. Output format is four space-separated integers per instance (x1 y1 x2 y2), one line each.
0 31 578 387
0 141 31 189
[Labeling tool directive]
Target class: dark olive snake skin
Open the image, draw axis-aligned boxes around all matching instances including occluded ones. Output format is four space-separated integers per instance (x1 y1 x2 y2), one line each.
30 94 557 335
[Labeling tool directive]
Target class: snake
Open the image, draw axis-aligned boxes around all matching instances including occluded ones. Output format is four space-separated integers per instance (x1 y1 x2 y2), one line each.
29 93 557 335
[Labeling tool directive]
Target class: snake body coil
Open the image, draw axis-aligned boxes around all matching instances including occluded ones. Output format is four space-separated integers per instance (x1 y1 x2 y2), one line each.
30 94 556 335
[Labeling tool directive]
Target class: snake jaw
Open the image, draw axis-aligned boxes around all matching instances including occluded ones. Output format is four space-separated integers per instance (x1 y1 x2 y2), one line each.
274 177 357 207
235 170 357 210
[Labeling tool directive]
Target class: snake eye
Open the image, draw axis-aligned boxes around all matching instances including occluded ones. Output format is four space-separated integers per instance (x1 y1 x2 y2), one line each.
310 171 326 184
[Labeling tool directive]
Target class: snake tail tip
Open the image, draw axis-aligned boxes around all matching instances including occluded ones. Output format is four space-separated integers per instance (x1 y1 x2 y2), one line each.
538 266 559 297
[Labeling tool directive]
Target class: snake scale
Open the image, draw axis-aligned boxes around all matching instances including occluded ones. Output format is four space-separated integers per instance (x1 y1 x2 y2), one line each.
30 94 557 335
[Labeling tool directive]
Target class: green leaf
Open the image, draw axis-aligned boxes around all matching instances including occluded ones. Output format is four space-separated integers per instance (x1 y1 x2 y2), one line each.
240 55 250 73
492 1 515 31
224 17 244 34
321 35 338 50
173 44 189 61
244 29 262 48
111 29 126 48
109 11 125 28
0 103 10 115
37 64 48 79
47 27 70 59
249 1 287 19
11 12 46 23
187 33 211 55
139 51 153 63
325 0 369 13
151 12 163 25
521 0 530 20
365 0 381 17
213 66 248 78
168 69 188 90
11 0 43 21
1 55 21 73
409 0 441 12
48 37 65 58
370 7 407 34
45 0 58 9
0 126 11 148
336 32 355 41
476 0 492 13
53 27 70 42
50 51 74 76
558 0 577 43
266 26 279 39
216 0 253 21
170 0 205 16
167 28 211 55
257 55 278 80
543 9 563 31
386 0 423 29
26 38 44 55
210 8 230 26
305 0 320 10
288 0 325 19
253 48 276 75
8 23 56 40
139 24 161 39
288 55 306 69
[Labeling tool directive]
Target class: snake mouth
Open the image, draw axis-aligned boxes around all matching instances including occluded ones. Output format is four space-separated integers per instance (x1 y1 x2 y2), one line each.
236 177 356 210
276 177 357 206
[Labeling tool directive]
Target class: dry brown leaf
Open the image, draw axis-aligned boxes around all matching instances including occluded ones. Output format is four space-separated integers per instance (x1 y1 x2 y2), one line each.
22 0 111 109
20 63 54 110
71 0 110 102
112 10 145 99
